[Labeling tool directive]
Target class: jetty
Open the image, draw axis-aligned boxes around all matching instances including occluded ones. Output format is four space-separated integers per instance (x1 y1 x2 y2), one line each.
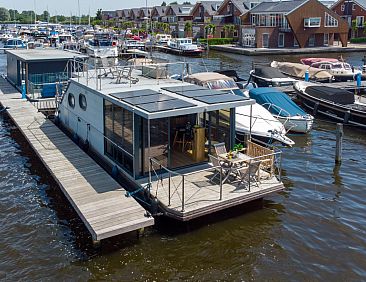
0 77 154 242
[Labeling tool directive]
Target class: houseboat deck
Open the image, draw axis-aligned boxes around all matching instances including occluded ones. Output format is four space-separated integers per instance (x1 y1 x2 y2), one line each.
0 77 154 241
140 166 284 221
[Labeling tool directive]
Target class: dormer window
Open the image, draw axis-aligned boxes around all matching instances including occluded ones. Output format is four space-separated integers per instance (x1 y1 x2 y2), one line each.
304 17 321 27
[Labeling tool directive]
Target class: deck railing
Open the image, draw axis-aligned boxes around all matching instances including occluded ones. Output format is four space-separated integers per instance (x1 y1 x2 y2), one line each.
149 147 282 212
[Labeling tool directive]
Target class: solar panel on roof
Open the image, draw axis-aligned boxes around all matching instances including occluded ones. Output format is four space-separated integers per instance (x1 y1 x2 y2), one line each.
162 85 205 93
137 99 196 113
195 94 248 104
110 89 159 99
124 94 174 105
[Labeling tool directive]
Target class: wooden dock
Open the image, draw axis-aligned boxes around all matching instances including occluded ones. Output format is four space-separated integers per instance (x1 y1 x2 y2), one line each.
0 77 154 241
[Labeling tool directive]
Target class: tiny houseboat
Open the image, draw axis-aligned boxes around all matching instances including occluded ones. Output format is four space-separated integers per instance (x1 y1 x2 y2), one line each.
165 38 204 56
56 61 285 221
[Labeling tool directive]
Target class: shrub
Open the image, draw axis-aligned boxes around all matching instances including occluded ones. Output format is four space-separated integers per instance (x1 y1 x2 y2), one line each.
350 37 366 43
198 38 234 45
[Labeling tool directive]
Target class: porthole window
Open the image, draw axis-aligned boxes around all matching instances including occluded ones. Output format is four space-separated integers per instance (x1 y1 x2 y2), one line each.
79 94 87 111
68 93 75 108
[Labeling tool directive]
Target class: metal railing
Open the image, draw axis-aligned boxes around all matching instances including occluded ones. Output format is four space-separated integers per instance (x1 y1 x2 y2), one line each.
148 148 282 212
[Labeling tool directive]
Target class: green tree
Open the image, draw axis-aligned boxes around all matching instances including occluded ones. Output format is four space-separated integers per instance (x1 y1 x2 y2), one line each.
204 23 216 37
363 21 366 35
169 1 178 4
223 24 235 38
0 7 10 22
183 1 191 4
184 21 192 36
352 19 358 38
96 9 102 20
42 10 50 22
161 1 167 6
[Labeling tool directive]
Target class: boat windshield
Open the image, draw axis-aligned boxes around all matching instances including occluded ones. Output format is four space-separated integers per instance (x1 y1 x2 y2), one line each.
343 63 352 70
332 64 343 69
205 79 237 90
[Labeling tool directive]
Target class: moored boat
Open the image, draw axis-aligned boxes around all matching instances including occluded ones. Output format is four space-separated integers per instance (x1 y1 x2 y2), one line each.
85 33 118 58
294 81 366 128
165 38 204 56
249 66 298 87
248 88 314 133
271 61 333 82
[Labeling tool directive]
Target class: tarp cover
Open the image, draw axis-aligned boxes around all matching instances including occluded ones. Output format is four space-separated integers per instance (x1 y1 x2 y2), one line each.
249 87 307 117
305 86 355 105
254 66 288 79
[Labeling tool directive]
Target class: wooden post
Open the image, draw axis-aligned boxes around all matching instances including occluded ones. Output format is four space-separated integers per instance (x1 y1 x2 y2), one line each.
335 123 343 164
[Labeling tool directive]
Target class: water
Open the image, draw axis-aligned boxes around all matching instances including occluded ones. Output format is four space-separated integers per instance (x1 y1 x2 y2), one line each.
1 50 366 280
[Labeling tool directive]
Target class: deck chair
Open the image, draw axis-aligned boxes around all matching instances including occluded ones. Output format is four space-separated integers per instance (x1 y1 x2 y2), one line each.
99 57 118 79
208 154 231 184
213 142 227 156
116 66 139 84
236 160 261 191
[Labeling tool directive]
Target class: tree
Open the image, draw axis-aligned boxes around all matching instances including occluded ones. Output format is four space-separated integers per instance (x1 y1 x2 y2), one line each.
169 1 178 4
96 9 102 21
352 19 358 38
183 1 191 4
184 21 192 36
161 1 167 6
0 7 10 22
223 24 235 38
42 10 50 22
204 23 216 37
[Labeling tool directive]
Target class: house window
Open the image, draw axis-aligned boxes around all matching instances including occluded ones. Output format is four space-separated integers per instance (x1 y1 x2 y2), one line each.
324 33 329 46
233 30 238 37
304 17 321 27
278 33 284 47
262 33 269 48
325 12 339 27
341 4 345 11
250 2 259 9
353 3 356 10
294 37 299 47
308 34 315 47
356 16 364 26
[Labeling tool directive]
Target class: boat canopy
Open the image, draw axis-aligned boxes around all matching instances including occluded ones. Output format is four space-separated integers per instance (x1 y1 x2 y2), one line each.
305 86 355 105
249 88 307 117
300 58 339 66
253 66 288 79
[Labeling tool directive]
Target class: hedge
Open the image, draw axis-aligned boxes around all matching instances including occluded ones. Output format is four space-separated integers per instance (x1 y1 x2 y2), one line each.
198 38 234 45
350 37 366 43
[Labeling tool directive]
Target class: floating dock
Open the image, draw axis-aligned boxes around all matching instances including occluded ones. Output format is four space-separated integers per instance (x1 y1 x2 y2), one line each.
0 77 154 242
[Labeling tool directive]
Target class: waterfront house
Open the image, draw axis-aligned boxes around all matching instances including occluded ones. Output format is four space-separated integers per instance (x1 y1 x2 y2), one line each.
240 0 348 48
332 0 366 37
138 8 153 21
191 1 223 23
164 4 194 23
120 9 132 22
102 10 118 25
129 8 141 22
151 6 167 22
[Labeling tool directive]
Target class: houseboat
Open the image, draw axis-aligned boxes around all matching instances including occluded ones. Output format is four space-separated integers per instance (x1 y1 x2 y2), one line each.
56 61 285 221
155 34 172 45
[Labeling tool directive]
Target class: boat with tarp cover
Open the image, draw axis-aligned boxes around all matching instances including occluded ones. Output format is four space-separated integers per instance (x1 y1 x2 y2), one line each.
294 81 366 128
248 88 314 133
249 66 297 87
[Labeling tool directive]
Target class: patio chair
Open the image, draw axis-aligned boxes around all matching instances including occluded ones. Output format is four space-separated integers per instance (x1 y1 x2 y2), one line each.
116 66 139 84
236 160 261 191
213 142 227 156
208 154 231 184
99 57 119 79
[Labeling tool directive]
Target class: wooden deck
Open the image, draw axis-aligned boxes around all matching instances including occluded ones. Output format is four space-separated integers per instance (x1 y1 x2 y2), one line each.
145 167 284 221
0 77 154 241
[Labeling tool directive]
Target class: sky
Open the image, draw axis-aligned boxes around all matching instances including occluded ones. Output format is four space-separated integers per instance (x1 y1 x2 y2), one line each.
0 0 198 16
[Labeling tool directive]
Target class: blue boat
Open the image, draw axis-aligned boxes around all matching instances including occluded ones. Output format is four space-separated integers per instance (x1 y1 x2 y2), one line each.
4 38 27 49
249 87 314 133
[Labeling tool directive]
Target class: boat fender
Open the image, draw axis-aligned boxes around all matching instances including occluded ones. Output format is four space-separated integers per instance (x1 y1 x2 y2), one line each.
344 110 351 123
111 165 119 179
83 139 90 152
151 197 159 215
313 102 319 116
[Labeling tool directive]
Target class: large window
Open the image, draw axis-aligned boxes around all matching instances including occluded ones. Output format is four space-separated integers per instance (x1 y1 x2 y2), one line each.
356 16 364 27
308 34 315 47
262 33 269 48
304 17 321 27
325 12 338 27
104 100 134 174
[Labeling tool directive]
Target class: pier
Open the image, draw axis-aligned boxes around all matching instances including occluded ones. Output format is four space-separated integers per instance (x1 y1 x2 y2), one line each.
0 77 154 241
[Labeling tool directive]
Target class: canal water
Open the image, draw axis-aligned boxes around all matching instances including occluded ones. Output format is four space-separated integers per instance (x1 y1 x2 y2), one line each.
0 50 366 280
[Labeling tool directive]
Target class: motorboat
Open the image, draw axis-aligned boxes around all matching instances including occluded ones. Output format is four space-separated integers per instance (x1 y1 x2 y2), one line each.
248 88 314 133
294 81 366 128
3 38 27 49
185 72 295 146
271 61 333 82
155 34 172 45
121 39 146 52
249 66 298 87
166 38 204 56
85 33 118 58
300 57 362 82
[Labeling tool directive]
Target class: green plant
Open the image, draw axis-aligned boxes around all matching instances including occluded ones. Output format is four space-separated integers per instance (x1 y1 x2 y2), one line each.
350 37 366 43
233 143 244 151
198 38 234 45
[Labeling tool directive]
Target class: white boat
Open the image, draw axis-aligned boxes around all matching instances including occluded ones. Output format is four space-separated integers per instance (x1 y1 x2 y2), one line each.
85 33 118 58
156 34 172 45
166 38 203 56
121 39 146 52
185 72 295 146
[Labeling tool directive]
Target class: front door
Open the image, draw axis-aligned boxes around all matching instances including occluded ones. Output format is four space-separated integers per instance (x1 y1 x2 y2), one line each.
262 33 269 48
278 33 284 47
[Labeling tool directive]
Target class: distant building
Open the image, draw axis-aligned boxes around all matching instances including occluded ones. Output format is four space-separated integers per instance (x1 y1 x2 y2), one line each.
191 1 222 23
240 0 348 48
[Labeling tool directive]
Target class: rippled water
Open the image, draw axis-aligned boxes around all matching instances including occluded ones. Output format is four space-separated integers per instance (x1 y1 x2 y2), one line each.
0 51 366 280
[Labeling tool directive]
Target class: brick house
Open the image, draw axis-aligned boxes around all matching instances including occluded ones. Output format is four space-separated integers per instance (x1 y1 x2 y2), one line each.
151 6 167 22
191 1 222 23
240 0 348 48
101 11 117 25
332 0 366 37
129 8 141 22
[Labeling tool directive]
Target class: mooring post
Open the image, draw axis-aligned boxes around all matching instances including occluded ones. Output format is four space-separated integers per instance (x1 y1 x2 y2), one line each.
335 123 343 164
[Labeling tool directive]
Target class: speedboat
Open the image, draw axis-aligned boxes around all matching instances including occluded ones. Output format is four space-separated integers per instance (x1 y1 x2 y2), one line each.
294 81 366 128
185 72 295 146
300 57 362 82
166 38 204 56
249 66 298 87
271 61 333 82
248 87 314 133
85 33 118 58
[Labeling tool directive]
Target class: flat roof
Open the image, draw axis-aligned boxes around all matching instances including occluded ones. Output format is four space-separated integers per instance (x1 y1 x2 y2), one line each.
5 49 88 62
